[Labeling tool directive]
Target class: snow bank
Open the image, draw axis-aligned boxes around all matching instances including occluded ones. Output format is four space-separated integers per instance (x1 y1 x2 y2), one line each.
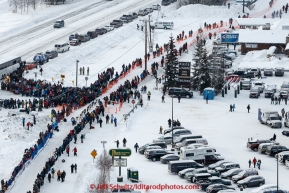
267 46 276 56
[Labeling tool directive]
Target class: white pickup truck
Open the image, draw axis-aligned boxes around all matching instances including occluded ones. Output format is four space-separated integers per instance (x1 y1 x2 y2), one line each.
260 111 282 128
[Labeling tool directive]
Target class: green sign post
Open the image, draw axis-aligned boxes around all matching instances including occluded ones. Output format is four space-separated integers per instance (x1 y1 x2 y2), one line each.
109 149 132 157
109 148 132 182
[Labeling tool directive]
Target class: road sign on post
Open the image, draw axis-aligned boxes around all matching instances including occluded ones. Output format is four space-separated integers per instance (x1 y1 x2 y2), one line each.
109 149 131 157
91 149 97 162
113 158 127 167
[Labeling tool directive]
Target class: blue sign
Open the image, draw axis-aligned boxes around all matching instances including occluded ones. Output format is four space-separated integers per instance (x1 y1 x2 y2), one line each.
221 33 239 43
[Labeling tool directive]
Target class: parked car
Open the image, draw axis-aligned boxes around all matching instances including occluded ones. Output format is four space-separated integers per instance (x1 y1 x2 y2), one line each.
128 12 138 19
153 135 172 144
233 70 255 79
163 126 185 135
249 68 260 76
104 25 114 32
247 139 272 152
95 28 107 36
162 0 171 6
265 115 282 128
281 82 289 92
197 176 231 190
263 189 288 193
120 14 133 23
286 160 289 167
54 20 64 28
69 33 79 41
168 160 203 173
258 143 275 154
251 184 279 193
185 168 219 182
178 168 196 178
237 176 265 188
54 43 70 53
282 130 289 136
160 154 180 164
152 4 161 10
138 142 167 154
206 184 235 193
78 34 90 42
265 85 277 98
232 169 258 183
265 145 288 157
279 90 288 99
215 163 240 173
209 58 232 68
111 20 123 28
168 87 193 98
253 81 265 93
45 50 58 59
172 129 192 137
241 79 252 90
145 149 172 161
275 67 284 76
69 39 81 46
138 9 148 16
221 168 243 179
264 68 274 76
87 31 97 39
145 7 153 13
249 87 261 98
208 161 232 170
202 154 225 165
144 145 163 153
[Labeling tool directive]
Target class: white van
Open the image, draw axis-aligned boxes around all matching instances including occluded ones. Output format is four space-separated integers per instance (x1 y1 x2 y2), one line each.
55 43 70 53
179 146 215 160
175 138 208 150
154 21 174 29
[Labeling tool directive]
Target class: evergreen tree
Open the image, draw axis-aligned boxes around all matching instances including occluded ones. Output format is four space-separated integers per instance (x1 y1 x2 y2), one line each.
165 35 179 89
192 40 211 94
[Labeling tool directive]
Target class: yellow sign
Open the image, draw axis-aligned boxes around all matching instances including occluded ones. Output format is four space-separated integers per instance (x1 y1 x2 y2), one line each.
91 149 97 158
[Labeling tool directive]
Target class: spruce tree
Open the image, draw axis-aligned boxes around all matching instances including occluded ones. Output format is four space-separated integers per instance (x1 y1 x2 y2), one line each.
165 35 179 89
192 40 211 94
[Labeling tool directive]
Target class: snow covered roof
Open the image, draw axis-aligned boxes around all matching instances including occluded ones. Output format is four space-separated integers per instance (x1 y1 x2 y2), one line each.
238 29 288 44
235 18 276 26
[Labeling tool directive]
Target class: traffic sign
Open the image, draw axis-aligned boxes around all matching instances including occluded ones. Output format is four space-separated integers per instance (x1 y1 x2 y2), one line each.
131 100 135 104
109 148 132 157
113 158 127 167
91 149 97 158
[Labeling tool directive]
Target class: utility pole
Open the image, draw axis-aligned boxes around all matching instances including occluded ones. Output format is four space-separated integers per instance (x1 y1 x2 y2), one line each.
76 60 79 87
148 15 152 43
144 20 148 71
243 0 245 13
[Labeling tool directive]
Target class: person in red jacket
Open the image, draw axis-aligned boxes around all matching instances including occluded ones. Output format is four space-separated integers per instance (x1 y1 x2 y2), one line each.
252 157 257 168
73 147 77 156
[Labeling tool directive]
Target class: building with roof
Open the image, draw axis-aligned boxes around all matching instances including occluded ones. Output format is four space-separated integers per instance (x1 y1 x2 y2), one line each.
237 19 289 54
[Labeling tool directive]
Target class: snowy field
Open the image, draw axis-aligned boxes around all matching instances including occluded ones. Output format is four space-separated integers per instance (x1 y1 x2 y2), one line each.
0 0 289 192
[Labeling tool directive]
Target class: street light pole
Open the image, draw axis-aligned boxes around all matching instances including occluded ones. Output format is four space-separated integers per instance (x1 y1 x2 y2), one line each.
277 157 279 193
76 60 79 86
243 0 245 13
171 95 174 147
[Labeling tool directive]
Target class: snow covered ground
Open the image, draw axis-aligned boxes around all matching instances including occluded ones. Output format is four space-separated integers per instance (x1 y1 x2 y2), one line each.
0 0 289 192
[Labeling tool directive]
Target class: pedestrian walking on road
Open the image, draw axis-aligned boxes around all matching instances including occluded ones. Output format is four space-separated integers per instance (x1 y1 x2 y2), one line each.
51 168 55 178
73 147 77 156
253 157 257 168
159 126 163 134
57 170 61 181
114 117 117 127
71 164 75 173
178 95 181 103
232 104 235 112
123 138 127 147
257 159 261 170
229 104 232 112
48 173 51 183
74 164 77 173
99 118 103 128
134 143 139 153
247 104 250 113
248 159 252 168
116 140 119 148
168 118 172 127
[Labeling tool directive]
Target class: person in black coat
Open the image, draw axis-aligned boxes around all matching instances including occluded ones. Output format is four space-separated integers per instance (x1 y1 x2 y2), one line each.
74 164 77 173
70 164 75 173
134 143 139 153
48 173 51 183
123 138 127 147
99 118 103 128
168 119 172 127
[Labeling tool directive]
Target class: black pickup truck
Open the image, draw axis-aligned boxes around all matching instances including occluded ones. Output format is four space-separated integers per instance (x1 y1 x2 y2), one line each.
197 176 232 190
233 70 255 79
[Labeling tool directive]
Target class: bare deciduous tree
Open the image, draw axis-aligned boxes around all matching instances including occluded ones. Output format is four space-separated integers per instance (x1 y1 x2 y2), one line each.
88 150 113 193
